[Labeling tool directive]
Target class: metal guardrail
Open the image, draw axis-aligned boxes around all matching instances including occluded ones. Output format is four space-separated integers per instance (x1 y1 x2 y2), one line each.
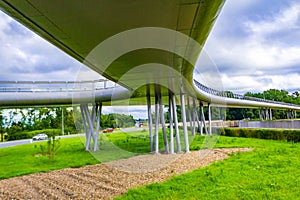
0 79 119 93
193 79 298 108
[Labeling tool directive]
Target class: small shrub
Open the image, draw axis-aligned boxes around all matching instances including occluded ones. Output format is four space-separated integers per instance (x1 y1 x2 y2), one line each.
39 131 61 161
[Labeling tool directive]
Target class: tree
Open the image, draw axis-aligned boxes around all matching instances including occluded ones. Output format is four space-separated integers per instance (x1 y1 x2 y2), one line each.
7 123 23 141
244 89 300 119
0 110 5 142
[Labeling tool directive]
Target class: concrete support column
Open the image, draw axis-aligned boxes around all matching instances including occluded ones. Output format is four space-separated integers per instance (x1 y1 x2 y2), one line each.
154 85 160 154
82 103 102 151
199 101 208 135
83 105 93 151
172 93 181 153
199 101 203 136
259 109 263 121
291 110 296 119
208 103 212 135
157 86 169 154
62 108 64 135
80 104 89 150
168 90 174 154
265 109 269 121
193 98 201 134
191 97 196 136
94 102 102 151
287 110 291 119
146 84 153 152
80 103 101 151
269 108 272 120
180 84 189 153
187 96 194 135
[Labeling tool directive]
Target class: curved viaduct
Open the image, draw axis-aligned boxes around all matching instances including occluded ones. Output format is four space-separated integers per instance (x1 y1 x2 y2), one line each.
0 0 299 153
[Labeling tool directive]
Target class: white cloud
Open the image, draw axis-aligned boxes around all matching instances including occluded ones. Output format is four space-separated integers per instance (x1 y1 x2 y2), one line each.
203 1 300 93
245 3 300 37
0 11 82 81
221 73 300 94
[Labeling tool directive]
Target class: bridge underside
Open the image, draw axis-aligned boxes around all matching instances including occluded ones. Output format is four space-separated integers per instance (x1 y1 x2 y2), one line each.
0 0 227 152
0 0 224 92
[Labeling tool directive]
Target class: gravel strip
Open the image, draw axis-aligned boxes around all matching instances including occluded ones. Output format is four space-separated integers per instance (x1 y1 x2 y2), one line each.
0 148 253 199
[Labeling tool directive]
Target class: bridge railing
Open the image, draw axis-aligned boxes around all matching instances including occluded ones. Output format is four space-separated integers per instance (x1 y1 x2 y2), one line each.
0 79 119 93
193 79 297 108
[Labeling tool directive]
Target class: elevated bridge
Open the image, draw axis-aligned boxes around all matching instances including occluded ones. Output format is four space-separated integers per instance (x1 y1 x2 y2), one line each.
0 0 299 153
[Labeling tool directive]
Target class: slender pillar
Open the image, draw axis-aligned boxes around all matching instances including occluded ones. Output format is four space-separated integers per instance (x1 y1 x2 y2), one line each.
83 105 93 151
94 102 102 151
259 109 263 121
199 101 203 136
192 98 197 136
146 84 153 152
180 85 189 153
169 79 181 153
169 90 174 154
172 93 181 153
269 108 272 120
80 103 102 152
208 103 212 135
158 86 169 154
195 109 201 134
187 96 193 134
291 110 295 119
82 105 91 151
91 104 96 123
80 104 89 151
200 101 208 135
154 85 160 154
62 108 64 135
265 109 269 120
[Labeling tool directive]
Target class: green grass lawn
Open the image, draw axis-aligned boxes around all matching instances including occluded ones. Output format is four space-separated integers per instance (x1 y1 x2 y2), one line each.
1 130 300 199
116 137 300 199
0 130 164 179
0 137 99 179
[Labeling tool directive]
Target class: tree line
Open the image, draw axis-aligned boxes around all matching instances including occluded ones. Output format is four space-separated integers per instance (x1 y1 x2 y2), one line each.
226 89 300 120
0 107 136 141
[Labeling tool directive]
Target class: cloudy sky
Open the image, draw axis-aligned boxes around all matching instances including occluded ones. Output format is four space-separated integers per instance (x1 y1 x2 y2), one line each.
203 0 300 93
0 0 300 118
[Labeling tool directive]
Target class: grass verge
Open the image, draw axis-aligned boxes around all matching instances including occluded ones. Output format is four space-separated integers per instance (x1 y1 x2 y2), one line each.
116 137 300 199
0 137 99 180
1 130 300 200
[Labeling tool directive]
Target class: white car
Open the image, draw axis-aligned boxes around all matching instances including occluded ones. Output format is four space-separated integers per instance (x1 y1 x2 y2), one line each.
32 134 48 141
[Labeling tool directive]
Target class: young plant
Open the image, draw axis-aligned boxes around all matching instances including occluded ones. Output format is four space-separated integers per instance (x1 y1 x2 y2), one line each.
40 131 61 160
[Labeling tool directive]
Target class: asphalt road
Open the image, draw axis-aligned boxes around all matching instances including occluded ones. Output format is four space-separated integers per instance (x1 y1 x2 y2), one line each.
0 127 144 148
0 134 84 149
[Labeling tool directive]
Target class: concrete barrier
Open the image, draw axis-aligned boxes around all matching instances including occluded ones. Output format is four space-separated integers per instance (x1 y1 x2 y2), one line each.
238 120 300 129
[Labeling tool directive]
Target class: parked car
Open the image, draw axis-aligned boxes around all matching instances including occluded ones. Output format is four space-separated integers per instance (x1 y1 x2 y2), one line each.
103 128 114 133
32 134 48 141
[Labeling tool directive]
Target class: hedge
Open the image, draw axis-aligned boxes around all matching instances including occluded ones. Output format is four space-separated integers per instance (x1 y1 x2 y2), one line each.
220 128 300 143
7 129 61 141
